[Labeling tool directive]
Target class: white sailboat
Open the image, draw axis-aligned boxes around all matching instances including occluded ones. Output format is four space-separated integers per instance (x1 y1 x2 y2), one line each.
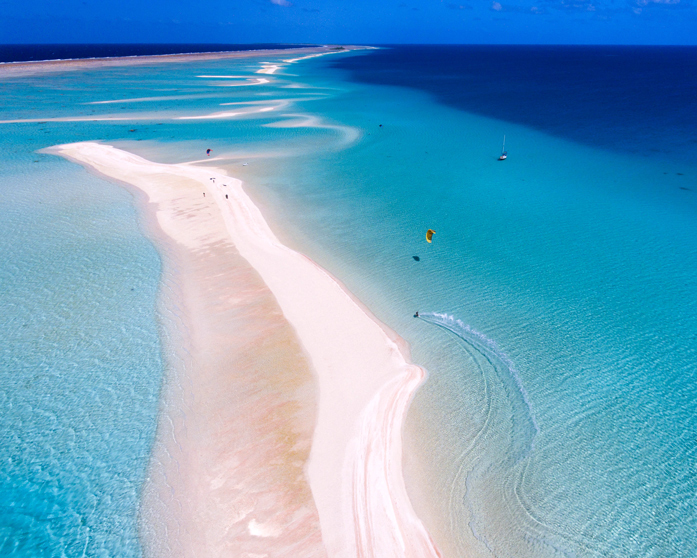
498 135 507 161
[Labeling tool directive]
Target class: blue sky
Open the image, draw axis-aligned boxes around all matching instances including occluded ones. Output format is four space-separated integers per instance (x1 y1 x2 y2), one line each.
1 0 696 44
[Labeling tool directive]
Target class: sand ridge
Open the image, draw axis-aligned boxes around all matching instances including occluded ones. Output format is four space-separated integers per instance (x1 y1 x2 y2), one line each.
48 141 440 558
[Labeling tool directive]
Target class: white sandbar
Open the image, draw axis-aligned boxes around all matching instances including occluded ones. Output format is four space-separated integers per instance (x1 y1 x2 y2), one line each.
49 142 440 558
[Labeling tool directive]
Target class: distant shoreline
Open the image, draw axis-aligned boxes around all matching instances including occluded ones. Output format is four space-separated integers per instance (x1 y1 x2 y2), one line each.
0 43 312 64
0 45 361 78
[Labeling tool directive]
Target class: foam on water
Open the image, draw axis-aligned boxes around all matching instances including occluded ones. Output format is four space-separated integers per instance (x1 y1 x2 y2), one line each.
418 312 539 460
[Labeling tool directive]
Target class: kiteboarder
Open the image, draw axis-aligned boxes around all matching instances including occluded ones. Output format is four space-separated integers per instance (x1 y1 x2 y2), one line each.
414 311 419 318
206 148 212 156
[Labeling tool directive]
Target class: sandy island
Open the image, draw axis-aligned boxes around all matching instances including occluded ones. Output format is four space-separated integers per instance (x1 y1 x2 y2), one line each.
46 141 440 558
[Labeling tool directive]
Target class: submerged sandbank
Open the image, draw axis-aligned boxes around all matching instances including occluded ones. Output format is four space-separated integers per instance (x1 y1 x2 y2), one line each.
48 142 440 557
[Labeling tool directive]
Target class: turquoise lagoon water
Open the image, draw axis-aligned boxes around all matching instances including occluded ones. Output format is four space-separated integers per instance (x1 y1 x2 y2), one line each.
0 70 168 554
248 61 697 556
1 48 696 556
0 134 164 553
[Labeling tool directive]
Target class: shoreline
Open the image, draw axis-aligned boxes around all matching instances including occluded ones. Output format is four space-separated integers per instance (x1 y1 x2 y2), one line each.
0 45 366 78
0 46 310 66
47 141 440 557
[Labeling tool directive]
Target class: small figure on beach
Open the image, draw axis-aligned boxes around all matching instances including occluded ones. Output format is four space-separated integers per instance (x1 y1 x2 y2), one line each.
203 193 206 197
225 194 228 199
414 311 419 318
207 148 212 156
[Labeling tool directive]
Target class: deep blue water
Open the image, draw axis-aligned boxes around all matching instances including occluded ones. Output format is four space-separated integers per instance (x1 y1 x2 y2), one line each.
333 45 697 163
0 43 306 63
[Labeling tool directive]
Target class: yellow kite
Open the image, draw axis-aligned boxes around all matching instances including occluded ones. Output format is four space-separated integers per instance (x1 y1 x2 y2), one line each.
426 229 436 243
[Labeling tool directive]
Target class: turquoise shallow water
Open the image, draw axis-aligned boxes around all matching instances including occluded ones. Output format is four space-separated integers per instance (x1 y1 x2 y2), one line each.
1 49 696 556
0 53 347 556
232 55 697 556
248 76 697 556
0 149 163 554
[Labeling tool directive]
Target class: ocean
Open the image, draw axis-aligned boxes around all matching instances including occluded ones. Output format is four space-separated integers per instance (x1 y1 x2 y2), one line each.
0 45 695 556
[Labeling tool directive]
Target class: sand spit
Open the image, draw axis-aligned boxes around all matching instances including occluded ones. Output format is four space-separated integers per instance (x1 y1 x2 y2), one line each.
45 144 325 557
0 46 367 79
48 142 440 558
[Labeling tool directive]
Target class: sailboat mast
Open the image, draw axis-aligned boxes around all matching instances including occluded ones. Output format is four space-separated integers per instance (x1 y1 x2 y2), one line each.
498 135 508 160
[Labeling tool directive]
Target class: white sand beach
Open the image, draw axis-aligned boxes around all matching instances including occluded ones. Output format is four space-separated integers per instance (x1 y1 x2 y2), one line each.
47 142 440 558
